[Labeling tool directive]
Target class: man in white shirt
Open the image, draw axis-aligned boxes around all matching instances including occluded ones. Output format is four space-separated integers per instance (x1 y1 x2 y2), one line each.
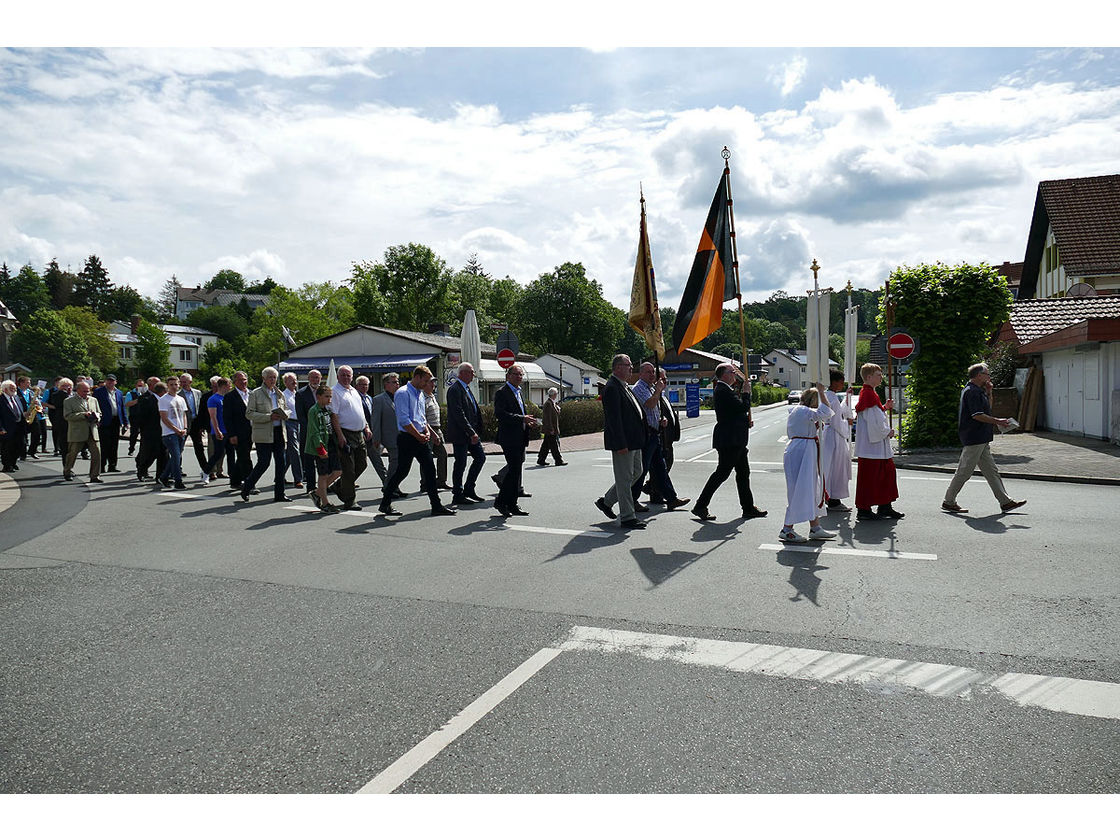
330 365 371 511
157 376 189 489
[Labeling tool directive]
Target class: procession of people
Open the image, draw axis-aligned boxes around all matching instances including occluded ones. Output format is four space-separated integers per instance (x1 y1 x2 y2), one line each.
0 356 1025 536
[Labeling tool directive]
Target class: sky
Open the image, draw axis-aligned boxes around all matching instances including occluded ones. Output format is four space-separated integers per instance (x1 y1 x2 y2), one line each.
3 5 1120 315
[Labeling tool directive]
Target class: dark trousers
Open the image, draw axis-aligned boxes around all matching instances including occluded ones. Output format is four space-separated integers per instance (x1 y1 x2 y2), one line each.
186 421 208 472
128 414 140 453
136 427 167 478
1 434 18 470
49 413 66 453
100 423 121 471
695 445 754 512
205 437 227 475
299 424 316 489
229 433 253 487
29 420 47 455
336 428 367 506
648 441 675 501
244 427 286 500
284 420 303 484
497 444 524 508
632 431 679 504
384 432 440 510
537 433 562 464
452 439 486 495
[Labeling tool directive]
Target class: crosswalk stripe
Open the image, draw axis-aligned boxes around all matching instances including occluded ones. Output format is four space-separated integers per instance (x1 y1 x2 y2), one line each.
758 543 938 560
559 626 1120 721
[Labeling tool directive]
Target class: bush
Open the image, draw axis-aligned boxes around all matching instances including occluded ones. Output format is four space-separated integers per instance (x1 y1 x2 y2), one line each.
751 384 788 406
982 341 1024 388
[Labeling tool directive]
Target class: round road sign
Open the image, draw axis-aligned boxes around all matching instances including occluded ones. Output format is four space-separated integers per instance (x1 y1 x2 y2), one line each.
886 332 916 360
497 348 517 369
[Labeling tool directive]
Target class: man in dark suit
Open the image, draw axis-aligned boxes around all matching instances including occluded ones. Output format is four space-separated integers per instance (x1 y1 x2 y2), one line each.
691 362 767 522
133 376 166 481
446 362 486 505
295 369 321 489
594 354 648 529
1 379 25 472
646 383 682 504
223 370 253 489
93 374 128 472
493 364 537 517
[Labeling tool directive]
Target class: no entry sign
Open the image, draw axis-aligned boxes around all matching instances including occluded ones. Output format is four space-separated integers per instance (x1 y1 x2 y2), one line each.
497 348 517 369
886 332 917 360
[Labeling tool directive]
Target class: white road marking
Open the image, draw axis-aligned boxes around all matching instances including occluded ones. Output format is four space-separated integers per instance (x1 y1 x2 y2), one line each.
758 543 938 561
686 448 715 462
158 491 207 500
559 626 1120 721
777 435 789 444
358 647 563 794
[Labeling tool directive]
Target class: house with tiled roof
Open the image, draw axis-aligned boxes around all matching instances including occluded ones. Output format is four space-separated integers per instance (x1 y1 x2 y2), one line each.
0 298 18 366
175 286 270 320
534 353 603 397
763 348 841 391
107 317 219 374
1019 174 1120 300
995 261 1023 300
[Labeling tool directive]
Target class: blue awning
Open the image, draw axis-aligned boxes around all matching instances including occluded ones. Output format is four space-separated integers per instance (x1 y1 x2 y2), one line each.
278 354 435 373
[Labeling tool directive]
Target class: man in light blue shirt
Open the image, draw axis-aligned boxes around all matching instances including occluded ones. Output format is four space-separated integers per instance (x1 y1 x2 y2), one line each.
379 365 455 518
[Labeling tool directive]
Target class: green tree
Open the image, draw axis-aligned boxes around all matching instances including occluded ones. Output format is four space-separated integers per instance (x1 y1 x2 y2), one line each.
9 309 91 379
156 275 182 320
0 263 51 320
243 283 355 373
757 321 794 356
57 306 118 373
884 262 1012 448
448 254 493 329
482 275 522 343
43 259 76 310
205 269 246 292
513 262 622 370
134 319 172 379
245 276 279 295
186 304 250 345
350 244 454 332
101 285 159 325
73 255 115 316
199 339 250 382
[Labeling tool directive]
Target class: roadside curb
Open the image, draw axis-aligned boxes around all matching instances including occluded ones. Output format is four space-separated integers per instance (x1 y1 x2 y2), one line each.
895 462 1120 487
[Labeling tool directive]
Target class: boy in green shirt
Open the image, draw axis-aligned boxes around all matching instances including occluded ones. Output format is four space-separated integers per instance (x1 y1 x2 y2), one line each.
304 385 342 513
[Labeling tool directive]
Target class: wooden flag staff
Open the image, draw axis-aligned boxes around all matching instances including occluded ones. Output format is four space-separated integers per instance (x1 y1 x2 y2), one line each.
721 146 750 383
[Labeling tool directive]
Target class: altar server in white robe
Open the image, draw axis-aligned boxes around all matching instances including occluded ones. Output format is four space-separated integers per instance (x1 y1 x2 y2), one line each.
780 385 837 543
822 370 855 512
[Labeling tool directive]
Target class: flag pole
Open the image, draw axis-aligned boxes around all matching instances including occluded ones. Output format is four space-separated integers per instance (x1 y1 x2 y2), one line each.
640 185 661 380
810 258 822 388
722 147 749 381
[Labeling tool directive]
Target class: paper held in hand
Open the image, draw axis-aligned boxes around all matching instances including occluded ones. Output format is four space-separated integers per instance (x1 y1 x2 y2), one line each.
999 417 1020 433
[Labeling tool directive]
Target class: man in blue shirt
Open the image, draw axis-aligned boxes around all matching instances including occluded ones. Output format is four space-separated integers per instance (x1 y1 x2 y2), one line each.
378 365 455 518
941 362 1026 514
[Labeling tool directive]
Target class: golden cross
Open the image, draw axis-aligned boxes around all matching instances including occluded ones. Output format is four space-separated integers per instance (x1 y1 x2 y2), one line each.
810 258 820 280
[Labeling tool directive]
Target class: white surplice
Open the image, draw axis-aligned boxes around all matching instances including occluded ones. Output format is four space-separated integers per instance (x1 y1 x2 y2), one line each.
821 389 854 501
783 401 833 526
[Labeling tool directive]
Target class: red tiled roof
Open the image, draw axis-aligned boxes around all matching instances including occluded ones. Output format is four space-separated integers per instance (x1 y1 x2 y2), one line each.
1009 296 1120 344
995 261 1023 285
1040 175 1120 276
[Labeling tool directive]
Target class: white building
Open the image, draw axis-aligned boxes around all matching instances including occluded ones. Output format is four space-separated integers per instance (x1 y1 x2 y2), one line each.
764 349 840 390
108 318 219 374
533 353 604 397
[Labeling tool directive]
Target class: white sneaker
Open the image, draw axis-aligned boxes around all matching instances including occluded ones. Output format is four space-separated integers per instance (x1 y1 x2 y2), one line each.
200 472 210 485
809 527 836 540
779 528 808 543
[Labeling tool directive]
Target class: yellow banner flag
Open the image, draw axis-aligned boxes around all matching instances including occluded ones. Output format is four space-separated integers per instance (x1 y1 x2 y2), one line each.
628 192 666 361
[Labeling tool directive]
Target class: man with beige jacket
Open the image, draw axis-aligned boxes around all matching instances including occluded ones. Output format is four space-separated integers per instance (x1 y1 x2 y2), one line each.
239 366 292 503
63 379 102 483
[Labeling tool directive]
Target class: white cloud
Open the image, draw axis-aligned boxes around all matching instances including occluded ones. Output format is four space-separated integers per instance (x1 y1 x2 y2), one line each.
769 56 807 97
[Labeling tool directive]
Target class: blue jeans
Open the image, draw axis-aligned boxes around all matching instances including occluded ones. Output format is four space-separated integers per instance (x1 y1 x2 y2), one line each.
160 433 184 483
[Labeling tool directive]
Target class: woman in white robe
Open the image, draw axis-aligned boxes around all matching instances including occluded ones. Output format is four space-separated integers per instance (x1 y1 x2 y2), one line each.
821 373 855 511
780 386 836 542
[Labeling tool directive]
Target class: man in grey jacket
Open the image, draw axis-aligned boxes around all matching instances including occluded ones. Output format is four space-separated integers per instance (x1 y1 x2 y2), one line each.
371 372 403 497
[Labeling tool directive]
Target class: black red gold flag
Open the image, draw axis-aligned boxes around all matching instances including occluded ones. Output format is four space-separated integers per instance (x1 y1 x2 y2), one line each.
628 192 666 361
672 173 737 354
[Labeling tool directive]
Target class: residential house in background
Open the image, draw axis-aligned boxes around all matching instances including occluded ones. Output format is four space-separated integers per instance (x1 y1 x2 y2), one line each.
175 286 271 320
0 298 17 366
764 348 840 390
108 316 219 374
534 353 604 398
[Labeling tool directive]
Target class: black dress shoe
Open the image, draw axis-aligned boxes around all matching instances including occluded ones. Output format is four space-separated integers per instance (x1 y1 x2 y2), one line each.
556 461 568 466
692 507 716 521
508 506 529 516
856 508 886 521
666 498 691 511
491 475 501 488
431 506 456 516
620 518 647 529
495 502 512 517
378 504 400 515
535 461 548 466
90 477 104 483
276 495 294 502
106 466 119 472
518 490 532 498
633 503 650 513
595 497 615 519
342 503 363 512
63 473 74 481
393 490 407 499
452 495 477 506
174 482 187 490
465 491 486 503
239 490 250 502
742 507 768 519
878 505 905 519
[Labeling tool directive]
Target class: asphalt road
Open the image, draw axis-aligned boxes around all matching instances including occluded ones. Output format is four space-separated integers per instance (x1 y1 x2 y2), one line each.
1 406 1117 794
